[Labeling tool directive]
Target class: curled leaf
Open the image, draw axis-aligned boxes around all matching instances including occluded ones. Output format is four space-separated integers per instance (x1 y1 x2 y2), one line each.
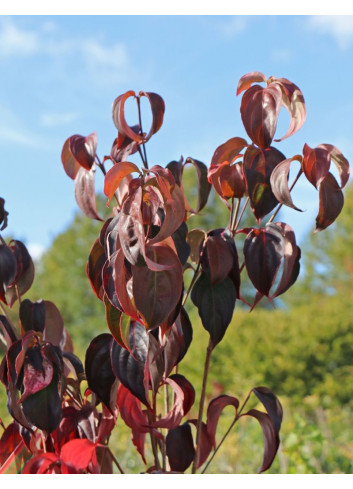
74 164 102 221
270 155 303 211
315 172 344 232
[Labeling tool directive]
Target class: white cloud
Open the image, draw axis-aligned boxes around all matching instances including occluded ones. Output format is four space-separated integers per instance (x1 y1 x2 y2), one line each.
0 105 41 148
217 16 247 38
307 15 353 50
271 48 292 63
0 18 40 56
0 17 132 83
27 242 45 261
40 111 80 128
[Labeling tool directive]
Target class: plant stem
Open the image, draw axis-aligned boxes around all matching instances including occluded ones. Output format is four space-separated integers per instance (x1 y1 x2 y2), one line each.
147 401 161 471
136 97 149 170
0 303 18 340
192 338 213 474
231 197 249 235
107 448 125 474
230 198 241 233
201 390 252 473
267 168 303 224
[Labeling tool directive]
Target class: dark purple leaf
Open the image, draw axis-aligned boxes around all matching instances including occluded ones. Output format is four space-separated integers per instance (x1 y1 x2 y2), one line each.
166 422 195 473
132 244 183 330
240 84 282 149
163 307 193 377
139 91 165 141
85 334 117 410
243 225 284 297
0 315 18 347
191 271 236 347
171 221 190 266
315 172 344 232
0 198 9 231
0 244 17 305
21 351 63 433
243 145 285 222
242 409 279 473
6 240 34 307
184 157 211 213
252 386 283 434
206 395 239 449
86 238 106 301
19 299 46 335
43 300 65 348
111 322 149 406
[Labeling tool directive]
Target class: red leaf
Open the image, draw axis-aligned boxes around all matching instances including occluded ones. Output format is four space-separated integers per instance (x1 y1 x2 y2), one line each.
67 132 97 171
271 77 307 142
240 84 282 149
315 172 344 232
149 184 186 246
206 395 239 449
0 422 30 473
243 409 279 473
318 143 350 189
243 145 285 221
236 71 267 95
154 374 195 430
116 384 150 463
269 222 301 299
112 90 144 143
60 438 97 471
302 143 331 189
104 161 141 205
74 164 103 221
183 157 211 213
86 238 106 301
6 240 34 307
243 225 284 297
270 155 303 211
203 234 235 285
114 249 140 322
22 452 59 474
43 300 65 348
139 91 165 141
118 183 146 266
61 137 81 180
19 356 54 402
132 244 183 330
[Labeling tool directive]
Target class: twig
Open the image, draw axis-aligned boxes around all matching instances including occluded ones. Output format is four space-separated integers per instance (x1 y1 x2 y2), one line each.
192 338 213 474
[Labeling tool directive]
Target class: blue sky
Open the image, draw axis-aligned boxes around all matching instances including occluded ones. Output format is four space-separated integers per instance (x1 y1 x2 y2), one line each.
1 13 353 258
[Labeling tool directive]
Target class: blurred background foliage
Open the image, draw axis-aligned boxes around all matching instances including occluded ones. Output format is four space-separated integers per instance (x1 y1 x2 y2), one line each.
1 168 353 474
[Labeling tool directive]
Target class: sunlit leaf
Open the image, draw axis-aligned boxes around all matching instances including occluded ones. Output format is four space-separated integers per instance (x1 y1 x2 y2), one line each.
315 172 344 232
74 164 102 221
240 84 282 149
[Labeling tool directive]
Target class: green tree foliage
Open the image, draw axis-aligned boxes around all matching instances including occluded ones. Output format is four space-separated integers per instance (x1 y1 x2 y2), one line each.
29 205 108 353
289 183 353 303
